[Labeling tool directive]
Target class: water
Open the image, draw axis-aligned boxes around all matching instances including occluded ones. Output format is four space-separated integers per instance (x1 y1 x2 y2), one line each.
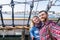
1 13 60 18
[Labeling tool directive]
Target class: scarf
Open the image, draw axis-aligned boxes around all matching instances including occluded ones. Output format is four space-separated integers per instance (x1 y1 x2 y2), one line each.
34 22 42 29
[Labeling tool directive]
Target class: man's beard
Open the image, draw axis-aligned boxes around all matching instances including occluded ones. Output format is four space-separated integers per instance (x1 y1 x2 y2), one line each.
44 18 47 22
41 18 47 22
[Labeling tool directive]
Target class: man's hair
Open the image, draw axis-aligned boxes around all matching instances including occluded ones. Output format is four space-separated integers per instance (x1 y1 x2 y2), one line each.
39 10 48 14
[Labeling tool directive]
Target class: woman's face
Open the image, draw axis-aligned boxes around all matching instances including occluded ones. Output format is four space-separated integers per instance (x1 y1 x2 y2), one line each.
32 17 40 24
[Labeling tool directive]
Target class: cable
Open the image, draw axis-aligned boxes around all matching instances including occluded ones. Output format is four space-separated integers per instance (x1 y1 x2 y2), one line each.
27 0 34 27
21 0 26 40
23 0 26 27
52 0 57 5
14 0 47 5
46 0 52 11
56 18 60 24
11 0 15 27
58 0 60 2
35 1 39 16
0 6 5 27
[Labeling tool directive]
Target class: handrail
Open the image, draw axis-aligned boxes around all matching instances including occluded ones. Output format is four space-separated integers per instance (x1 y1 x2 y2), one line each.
0 26 30 30
0 18 58 20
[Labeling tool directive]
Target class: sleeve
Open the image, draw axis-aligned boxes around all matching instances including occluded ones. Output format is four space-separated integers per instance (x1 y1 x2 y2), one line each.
48 21 60 40
29 27 34 38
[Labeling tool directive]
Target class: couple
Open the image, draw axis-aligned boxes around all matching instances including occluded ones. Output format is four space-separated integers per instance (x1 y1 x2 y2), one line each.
30 10 60 40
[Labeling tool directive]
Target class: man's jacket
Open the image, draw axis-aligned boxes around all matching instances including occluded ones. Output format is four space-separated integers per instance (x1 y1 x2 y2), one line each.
39 20 60 40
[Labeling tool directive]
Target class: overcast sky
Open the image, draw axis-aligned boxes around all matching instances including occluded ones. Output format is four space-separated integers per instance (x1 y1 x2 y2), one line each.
0 0 60 12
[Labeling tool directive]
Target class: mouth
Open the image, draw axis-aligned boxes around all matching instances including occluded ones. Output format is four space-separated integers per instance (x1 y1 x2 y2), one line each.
41 18 45 20
41 17 45 19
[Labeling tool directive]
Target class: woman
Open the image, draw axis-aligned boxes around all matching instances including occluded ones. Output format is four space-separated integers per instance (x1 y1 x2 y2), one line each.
29 16 42 40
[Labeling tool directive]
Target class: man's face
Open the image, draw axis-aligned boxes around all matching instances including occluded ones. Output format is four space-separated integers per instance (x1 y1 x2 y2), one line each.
39 12 48 22
32 17 40 24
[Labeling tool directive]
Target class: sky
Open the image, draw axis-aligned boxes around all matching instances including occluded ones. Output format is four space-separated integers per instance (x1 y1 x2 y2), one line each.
0 0 60 19
0 0 60 12
0 0 60 26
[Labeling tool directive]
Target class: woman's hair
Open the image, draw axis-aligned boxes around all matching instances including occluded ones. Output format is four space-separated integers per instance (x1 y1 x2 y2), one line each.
32 16 39 25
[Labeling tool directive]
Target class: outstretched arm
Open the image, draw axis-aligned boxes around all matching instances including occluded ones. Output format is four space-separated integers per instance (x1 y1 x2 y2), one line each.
29 28 34 40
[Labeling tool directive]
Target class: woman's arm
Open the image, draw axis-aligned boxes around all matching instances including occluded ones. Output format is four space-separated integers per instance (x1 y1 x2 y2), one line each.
29 27 34 40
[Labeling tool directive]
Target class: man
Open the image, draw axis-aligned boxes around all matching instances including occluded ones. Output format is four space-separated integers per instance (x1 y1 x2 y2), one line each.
38 10 60 40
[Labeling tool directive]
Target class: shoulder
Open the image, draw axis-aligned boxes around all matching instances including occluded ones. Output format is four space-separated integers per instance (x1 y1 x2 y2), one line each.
49 20 55 23
30 26 36 31
49 20 56 25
